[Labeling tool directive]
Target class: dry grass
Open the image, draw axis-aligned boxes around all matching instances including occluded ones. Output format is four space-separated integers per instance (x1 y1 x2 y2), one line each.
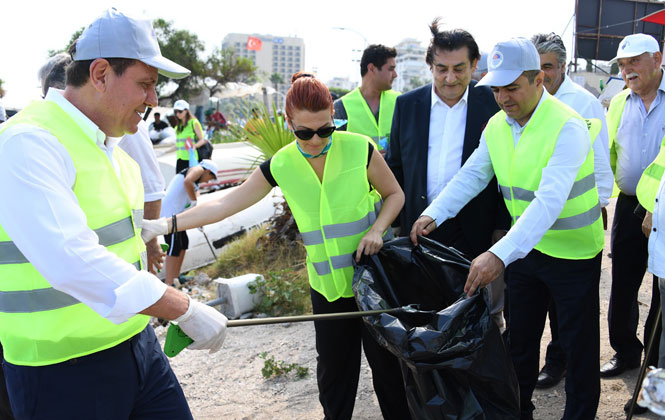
202 226 311 315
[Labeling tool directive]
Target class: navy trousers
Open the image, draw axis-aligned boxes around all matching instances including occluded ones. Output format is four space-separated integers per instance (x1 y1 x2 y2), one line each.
310 289 411 420
4 326 192 420
507 250 601 420
609 193 660 365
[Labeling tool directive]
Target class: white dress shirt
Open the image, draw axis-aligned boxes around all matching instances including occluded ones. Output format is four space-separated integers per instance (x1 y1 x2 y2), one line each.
119 119 166 203
649 175 665 278
554 76 613 207
423 89 591 266
426 84 468 204
614 70 665 195
0 89 167 324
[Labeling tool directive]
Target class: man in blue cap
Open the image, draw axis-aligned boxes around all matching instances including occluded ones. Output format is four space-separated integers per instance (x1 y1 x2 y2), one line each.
411 38 604 420
0 8 227 419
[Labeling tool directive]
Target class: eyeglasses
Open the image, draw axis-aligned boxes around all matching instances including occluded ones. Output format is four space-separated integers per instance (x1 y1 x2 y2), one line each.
290 121 336 140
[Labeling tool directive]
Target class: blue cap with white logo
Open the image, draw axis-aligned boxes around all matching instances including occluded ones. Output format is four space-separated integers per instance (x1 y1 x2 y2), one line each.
477 38 541 87
73 8 190 79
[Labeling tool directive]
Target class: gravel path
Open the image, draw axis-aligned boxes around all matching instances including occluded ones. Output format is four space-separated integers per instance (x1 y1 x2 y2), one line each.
161 199 662 419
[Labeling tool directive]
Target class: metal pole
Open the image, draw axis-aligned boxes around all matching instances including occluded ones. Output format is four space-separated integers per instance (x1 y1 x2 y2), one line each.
199 227 216 259
626 300 662 420
226 308 403 327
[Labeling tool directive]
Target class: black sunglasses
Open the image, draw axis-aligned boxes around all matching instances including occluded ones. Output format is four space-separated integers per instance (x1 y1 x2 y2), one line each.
290 121 336 140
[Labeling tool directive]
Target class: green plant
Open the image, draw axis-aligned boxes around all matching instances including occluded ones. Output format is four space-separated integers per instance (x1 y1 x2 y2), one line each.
228 102 295 168
259 352 309 379
248 268 310 316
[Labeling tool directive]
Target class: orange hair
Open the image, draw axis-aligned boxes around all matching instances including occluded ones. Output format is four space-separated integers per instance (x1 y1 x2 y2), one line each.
285 72 333 120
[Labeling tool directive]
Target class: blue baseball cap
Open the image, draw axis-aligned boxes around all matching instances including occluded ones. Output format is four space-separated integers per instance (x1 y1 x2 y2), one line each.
73 8 190 79
477 38 541 87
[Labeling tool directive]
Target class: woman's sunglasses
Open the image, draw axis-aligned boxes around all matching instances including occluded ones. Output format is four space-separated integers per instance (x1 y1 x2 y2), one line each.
290 121 336 141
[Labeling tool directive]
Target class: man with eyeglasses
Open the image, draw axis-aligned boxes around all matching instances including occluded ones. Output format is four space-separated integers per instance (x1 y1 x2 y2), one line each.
601 34 664 383
334 44 399 153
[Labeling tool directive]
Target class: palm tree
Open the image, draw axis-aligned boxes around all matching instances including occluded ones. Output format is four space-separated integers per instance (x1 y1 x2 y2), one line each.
269 72 284 92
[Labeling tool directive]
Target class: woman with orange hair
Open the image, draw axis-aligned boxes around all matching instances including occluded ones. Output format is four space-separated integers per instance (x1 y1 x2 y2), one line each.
143 72 409 419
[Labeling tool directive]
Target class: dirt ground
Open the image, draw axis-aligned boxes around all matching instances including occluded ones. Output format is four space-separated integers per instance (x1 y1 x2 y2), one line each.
162 198 663 419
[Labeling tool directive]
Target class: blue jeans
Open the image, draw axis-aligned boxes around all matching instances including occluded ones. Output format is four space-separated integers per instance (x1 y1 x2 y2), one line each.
4 326 192 420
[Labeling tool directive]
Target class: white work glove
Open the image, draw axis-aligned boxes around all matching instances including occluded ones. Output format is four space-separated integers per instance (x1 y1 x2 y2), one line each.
175 295 228 353
185 200 197 209
141 218 168 244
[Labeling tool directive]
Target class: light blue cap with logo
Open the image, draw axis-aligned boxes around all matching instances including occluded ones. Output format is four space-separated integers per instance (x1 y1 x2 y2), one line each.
477 38 541 87
73 8 190 79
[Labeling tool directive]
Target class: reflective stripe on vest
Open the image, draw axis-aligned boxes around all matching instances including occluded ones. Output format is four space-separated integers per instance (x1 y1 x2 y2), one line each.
270 132 384 301
0 100 148 366
0 259 142 313
0 210 144 264
637 142 665 212
485 95 604 259
341 88 399 150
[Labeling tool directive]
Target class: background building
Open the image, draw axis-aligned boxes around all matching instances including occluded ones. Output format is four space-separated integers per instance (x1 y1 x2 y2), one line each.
222 33 305 99
393 38 430 93
327 76 356 92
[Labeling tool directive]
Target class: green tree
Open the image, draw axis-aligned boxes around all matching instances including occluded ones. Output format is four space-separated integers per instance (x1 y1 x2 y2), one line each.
269 72 284 91
48 27 85 57
328 87 350 97
586 59 593 73
206 48 258 96
0 78 5 98
153 18 206 102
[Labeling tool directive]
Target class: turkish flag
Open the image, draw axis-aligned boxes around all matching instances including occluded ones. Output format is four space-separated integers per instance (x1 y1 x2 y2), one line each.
247 36 262 51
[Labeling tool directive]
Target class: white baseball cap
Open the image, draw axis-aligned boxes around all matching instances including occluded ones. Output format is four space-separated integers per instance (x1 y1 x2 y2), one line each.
73 8 190 79
199 159 218 179
477 51 489 73
477 38 541 87
609 33 661 64
173 100 189 111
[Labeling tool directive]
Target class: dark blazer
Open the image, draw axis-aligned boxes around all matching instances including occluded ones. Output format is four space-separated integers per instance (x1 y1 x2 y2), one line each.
386 80 509 259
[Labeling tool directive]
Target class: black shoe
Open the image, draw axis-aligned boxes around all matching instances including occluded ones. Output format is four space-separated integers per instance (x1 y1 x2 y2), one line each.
600 356 640 378
535 366 566 389
624 397 648 414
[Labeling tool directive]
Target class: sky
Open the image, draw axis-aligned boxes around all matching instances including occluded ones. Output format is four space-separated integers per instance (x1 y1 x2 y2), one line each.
0 0 577 109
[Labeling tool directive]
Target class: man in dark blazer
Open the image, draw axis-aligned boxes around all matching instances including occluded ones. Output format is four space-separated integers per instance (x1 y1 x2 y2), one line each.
386 22 509 319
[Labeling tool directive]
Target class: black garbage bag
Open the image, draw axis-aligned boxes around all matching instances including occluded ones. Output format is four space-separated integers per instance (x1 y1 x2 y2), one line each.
353 236 520 420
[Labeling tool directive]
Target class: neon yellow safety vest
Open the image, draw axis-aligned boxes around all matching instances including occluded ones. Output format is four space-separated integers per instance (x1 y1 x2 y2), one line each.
270 132 385 301
176 118 203 161
0 100 149 366
637 144 665 212
341 88 399 151
484 95 604 260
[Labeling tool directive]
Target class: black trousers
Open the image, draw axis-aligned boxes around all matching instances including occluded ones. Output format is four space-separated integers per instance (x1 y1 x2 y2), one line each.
0 345 14 420
609 193 661 365
507 250 601 420
543 302 567 373
4 326 191 420
310 289 411 420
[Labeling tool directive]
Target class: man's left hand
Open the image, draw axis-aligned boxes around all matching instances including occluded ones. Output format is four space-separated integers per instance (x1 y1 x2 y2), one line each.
146 238 165 274
464 251 504 298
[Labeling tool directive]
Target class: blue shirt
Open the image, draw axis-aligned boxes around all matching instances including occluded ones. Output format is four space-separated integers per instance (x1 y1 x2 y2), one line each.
615 70 665 195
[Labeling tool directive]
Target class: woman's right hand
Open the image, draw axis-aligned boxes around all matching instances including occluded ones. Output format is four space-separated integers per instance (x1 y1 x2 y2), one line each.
141 218 169 243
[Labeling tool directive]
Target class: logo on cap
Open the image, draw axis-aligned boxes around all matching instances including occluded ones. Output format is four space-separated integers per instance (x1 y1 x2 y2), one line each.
622 41 629 50
490 51 504 69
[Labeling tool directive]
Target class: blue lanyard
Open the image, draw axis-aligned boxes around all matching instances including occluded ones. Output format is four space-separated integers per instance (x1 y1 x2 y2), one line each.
296 137 332 159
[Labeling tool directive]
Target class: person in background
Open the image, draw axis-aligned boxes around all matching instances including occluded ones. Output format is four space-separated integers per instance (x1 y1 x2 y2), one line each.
174 99 206 173
471 51 489 81
142 72 411 420
387 21 509 328
335 44 399 153
149 111 174 145
0 9 228 418
602 34 664 387
160 160 218 287
530 31 614 390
